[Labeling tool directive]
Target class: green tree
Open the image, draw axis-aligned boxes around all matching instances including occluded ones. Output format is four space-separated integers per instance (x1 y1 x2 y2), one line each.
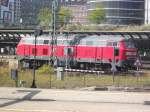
37 64 54 75
58 7 73 27
88 4 105 24
37 8 51 28
37 7 73 29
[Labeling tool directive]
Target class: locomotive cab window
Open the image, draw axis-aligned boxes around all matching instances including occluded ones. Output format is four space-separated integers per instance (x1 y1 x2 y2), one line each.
113 42 118 46
107 42 118 47
44 40 49 45
125 40 135 48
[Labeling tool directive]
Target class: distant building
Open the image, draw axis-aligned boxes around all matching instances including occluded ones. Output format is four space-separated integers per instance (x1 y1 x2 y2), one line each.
87 0 145 25
20 0 88 27
61 0 88 24
0 0 15 25
145 0 150 24
20 0 51 26
14 0 21 25
0 0 149 27
60 0 86 5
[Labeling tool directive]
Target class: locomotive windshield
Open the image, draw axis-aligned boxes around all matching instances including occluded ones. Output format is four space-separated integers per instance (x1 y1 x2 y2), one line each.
107 42 118 47
125 39 135 48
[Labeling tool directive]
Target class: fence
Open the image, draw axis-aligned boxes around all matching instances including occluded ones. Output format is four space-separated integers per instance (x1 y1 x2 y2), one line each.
0 65 150 89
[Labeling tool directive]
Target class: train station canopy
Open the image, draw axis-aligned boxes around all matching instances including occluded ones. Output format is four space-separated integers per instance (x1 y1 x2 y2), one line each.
0 29 150 46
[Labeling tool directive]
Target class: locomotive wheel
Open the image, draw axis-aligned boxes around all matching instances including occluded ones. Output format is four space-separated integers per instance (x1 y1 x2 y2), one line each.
80 63 85 69
116 66 121 72
78 63 86 69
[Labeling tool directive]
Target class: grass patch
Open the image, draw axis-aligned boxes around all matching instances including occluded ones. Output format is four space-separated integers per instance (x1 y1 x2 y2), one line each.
0 66 150 89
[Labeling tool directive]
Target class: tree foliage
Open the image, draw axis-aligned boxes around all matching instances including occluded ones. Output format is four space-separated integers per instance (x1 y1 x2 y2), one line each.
58 7 73 27
37 64 54 74
37 7 73 29
37 8 51 28
88 5 105 24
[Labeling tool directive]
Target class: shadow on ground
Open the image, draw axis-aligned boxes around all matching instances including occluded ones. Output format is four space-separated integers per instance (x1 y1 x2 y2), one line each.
0 90 55 107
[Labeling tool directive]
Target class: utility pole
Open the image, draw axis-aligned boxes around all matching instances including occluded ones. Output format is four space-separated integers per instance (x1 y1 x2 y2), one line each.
51 0 58 62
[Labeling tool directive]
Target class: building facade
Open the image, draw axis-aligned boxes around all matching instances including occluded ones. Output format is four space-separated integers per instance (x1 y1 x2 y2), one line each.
14 0 21 25
20 0 88 27
20 0 51 26
0 0 148 27
0 0 15 26
61 0 88 24
0 0 21 26
145 0 150 24
87 0 145 25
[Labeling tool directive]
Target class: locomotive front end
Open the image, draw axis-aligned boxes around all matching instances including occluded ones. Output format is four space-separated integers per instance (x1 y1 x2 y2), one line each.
121 39 137 68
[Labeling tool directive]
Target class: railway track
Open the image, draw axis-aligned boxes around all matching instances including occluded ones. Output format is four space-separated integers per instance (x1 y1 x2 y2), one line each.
0 55 150 70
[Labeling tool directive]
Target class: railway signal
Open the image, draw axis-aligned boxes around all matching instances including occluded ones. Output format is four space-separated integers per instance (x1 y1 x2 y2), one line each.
134 58 142 84
31 27 43 88
112 47 118 84
134 58 142 68
134 58 142 76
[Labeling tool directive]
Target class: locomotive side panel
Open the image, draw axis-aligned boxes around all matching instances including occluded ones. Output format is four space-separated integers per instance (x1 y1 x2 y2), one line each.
56 46 64 57
76 46 97 61
95 47 103 60
101 47 114 62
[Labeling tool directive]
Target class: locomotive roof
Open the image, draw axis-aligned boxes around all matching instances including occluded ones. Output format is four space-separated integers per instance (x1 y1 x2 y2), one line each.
23 34 131 42
24 34 50 39
81 35 129 41
57 34 77 40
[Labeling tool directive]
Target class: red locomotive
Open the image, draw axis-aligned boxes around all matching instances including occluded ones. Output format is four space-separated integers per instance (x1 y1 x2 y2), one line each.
16 34 137 71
